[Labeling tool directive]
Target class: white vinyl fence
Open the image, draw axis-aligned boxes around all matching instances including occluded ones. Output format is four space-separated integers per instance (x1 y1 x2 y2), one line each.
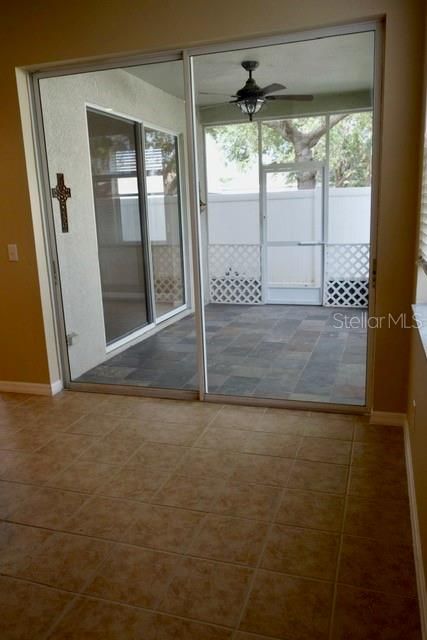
207 187 371 307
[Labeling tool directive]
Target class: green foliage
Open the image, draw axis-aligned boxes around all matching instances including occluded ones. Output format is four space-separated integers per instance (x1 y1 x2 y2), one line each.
145 128 178 195
209 123 258 168
207 112 372 188
329 113 372 187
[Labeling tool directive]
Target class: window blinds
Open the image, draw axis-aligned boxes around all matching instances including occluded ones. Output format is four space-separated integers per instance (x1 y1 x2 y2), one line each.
420 140 427 264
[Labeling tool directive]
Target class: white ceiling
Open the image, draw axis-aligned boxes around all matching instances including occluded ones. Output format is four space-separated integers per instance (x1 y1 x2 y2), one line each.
126 31 374 106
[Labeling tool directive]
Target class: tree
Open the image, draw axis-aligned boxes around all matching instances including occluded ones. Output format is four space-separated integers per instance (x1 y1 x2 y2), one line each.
328 113 372 187
145 129 178 195
265 115 345 188
208 112 372 189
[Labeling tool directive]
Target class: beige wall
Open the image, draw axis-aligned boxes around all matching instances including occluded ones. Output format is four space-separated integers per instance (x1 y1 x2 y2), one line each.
407 0 427 585
408 332 427 579
0 0 425 411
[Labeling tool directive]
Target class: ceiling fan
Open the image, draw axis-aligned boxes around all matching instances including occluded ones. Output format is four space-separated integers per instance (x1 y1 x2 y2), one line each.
200 61 314 121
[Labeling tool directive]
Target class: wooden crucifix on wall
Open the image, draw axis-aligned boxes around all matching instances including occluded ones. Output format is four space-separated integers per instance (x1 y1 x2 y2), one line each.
51 173 71 233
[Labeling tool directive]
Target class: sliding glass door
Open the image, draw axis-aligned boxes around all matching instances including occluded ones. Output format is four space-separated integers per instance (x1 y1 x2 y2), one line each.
87 109 150 344
39 58 198 391
144 128 186 320
36 23 379 407
192 29 375 406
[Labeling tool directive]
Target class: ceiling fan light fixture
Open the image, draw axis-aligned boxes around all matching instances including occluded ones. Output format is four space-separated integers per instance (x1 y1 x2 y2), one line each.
236 97 264 121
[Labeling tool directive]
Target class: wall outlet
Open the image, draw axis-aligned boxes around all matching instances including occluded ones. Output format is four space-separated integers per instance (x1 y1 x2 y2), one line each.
7 244 19 261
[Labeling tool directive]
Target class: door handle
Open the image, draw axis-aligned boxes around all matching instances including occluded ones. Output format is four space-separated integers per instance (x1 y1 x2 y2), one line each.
298 241 324 246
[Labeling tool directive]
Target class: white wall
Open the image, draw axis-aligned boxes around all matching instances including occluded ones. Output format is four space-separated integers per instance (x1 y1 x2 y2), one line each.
266 188 323 286
208 187 371 245
328 187 371 243
208 193 260 244
207 186 371 288
40 68 187 379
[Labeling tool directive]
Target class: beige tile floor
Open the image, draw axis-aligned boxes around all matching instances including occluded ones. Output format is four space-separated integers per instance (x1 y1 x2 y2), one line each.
0 391 421 639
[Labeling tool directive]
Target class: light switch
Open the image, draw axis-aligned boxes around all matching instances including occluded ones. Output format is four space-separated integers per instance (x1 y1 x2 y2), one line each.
7 244 19 262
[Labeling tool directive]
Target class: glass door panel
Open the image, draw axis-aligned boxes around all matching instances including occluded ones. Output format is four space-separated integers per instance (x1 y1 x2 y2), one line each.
144 128 185 319
87 110 150 344
265 167 324 305
39 58 198 391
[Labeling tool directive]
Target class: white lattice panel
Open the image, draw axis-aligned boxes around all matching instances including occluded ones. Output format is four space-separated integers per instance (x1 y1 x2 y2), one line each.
151 244 183 303
210 277 262 304
209 244 262 304
325 279 369 307
152 244 182 276
325 244 370 279
154 277 183 303
324 244 370 307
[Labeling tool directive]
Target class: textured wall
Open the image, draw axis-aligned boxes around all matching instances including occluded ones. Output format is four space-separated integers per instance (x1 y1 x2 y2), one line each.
39 68 186 378
0 0 425 412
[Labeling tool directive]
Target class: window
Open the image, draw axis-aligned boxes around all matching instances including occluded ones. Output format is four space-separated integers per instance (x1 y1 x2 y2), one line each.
419 142 427 266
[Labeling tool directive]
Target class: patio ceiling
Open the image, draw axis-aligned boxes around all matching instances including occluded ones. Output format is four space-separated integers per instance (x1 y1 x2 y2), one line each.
125 31 374 107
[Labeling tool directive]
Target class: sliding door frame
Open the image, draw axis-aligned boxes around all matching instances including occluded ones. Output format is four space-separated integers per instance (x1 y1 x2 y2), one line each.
85 104 190 337
142 123 189 325
186 19 382 413
30 53 200 399
28 18 383 412
261 161 326 306
86 106 153 346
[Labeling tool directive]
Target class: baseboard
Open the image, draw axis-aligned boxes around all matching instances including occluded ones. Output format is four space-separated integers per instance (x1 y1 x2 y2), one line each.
50 380 64 395
0 379 63 396
369 411 406 426
404 419 427 639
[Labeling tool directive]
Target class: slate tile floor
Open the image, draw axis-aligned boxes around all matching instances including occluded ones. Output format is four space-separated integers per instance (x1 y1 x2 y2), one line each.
79 304 367 405
0 391 420 639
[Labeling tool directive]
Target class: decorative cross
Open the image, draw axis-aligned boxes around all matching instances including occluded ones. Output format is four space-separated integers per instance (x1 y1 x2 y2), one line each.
51 173 71 233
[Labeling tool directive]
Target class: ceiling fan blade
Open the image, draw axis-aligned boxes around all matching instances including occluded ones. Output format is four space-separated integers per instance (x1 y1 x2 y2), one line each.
265 94 314 101
198 102 231 109
198 91 232 96
260 83 286 95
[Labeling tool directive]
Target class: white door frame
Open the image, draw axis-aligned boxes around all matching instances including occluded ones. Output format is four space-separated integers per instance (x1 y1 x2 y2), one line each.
26 19 383 413
261 161 326 305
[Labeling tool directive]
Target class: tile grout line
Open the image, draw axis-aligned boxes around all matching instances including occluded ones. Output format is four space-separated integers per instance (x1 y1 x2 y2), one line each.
229 453 300 639
4 440 397 533
152 517 210 615
1 395 409 637
141 408 250 619
40 535 122 640
0 410 138 492
0 573 236 638
1 558 417 619
3 500 415 575
287 329 323 397
49 406 223 531
2 467 355 531
327 421 355 640
147 408 225 503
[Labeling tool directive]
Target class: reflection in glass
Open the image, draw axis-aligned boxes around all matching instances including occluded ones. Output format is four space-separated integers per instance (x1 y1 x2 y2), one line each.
144 128 185 318
87 109 149 344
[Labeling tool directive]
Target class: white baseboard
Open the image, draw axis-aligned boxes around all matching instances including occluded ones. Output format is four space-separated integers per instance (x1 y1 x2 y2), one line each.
50 380 64 395
404 419 427 639
0 380 63 396
369 411 406 426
